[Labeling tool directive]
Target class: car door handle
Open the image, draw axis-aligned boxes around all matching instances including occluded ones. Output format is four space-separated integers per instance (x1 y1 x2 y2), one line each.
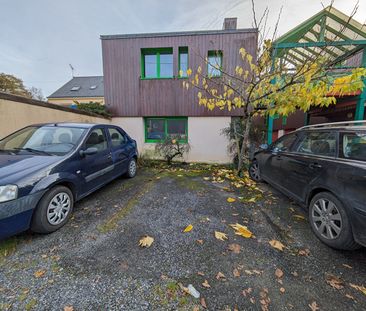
309 163 322 169
107 154 112 160
276 155 282 160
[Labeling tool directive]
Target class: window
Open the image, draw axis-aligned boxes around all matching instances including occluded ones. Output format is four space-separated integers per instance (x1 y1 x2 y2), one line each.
178 47 188 77
207 50 223 77
145 118 188 142
141 48 173 79
295 131 336 157
70 86 80 91
85 128 108 152
273 133 297 152
341 132 366 161
0 126 86 156
108 128 126 148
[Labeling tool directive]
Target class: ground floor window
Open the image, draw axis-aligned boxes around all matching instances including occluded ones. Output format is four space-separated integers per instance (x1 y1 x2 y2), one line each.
145 117 188 143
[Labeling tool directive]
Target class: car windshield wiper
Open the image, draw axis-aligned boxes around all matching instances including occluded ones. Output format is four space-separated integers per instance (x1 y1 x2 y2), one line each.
14 148 53 156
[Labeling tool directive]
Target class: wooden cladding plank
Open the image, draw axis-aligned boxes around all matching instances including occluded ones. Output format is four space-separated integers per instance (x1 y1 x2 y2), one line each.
102 31 257 117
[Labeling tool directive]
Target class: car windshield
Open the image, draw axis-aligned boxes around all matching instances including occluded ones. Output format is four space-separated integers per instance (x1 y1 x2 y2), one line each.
0 126 87 156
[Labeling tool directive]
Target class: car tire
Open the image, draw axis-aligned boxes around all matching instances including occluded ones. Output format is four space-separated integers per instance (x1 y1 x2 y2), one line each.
31 186 74 234
126 158 137 178
308 192 360 250
249 160 262 182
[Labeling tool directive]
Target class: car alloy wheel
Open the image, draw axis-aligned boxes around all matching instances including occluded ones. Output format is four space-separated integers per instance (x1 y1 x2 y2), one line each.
311 198 342 240
249 161 261 181
47 192 72 226
128 158 137 177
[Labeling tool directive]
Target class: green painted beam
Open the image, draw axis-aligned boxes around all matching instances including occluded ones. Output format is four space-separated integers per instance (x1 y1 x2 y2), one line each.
319 16 326 41
275 40 366 49
325 11 366 39
355 47 366 121
307 28 348 53
267 115 274 145
302 35 340 58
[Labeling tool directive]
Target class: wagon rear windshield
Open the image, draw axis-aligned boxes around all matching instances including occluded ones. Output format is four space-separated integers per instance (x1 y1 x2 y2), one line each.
0 126 87 156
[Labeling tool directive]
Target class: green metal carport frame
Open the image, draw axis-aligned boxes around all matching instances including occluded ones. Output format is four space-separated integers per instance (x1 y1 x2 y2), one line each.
266 6 366 144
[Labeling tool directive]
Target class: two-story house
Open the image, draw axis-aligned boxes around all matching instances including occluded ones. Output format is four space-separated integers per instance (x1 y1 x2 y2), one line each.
101 18 257 163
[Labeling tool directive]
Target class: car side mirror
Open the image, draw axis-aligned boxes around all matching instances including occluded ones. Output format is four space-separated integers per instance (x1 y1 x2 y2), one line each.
260 144 269 150
80 147 98 157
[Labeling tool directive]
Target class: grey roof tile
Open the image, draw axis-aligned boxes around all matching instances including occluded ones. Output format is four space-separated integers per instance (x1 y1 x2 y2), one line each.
48 76 104 98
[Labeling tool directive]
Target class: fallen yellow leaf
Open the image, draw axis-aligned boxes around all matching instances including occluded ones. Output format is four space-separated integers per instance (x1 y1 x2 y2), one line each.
233 268 241 277
275 268 284 278
183 224 193 232
350 283 366 296
227 197 236 203
139 235 154 248
214 231 228 241
216 272 226 280
34 270 46 278
64 307 74 311
269 239 285 251
293 214 305 220
229 223 253 238
202 279 211 288
246 197 257 203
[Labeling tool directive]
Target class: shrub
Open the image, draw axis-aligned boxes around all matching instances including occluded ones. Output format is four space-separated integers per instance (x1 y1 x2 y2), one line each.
74 101 111 117
155 136 191 165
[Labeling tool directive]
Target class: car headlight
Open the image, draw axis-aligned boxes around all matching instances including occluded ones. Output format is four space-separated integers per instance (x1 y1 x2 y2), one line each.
0 185 18 203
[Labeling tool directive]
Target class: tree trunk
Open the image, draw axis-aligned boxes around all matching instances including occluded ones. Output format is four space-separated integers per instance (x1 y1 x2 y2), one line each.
237 116 252 175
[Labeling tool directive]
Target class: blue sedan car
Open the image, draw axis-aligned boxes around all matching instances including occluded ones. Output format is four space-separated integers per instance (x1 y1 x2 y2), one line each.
0 123 138 239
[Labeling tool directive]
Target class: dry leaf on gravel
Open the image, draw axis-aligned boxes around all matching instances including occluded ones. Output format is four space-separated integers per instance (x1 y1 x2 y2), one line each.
203 177 210 181
197 271 205 276
246 197 257 203
227 197 236 203
325 274 344 290
233 268 241 277
293 214 306 220
349 283 366 296
269 239 285 251
216 272 226 280
139 235 154 248
242 288 253 297
275 268 284 278
308 301 320 311
229 223 253 238
183 224 193 232
343 264 352 269
280 287 285 293
244 269 262 276
228 243 241 253
214 231 228 241
196 239 204 245
298 249 310 256
202 280 211 288
34 270 46 278
64 307 74 311
201 297 207 309
345 293 355 300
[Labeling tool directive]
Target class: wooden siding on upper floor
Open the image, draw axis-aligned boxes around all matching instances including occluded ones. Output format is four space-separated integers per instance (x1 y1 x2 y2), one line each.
102 30 257 117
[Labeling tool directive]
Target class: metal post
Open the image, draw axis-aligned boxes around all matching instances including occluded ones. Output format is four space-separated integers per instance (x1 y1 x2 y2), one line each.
267 47 278 145
355 47 366 121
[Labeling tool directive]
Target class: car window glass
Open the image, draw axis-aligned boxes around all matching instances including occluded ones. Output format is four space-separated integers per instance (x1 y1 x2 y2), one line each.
341 132 366 161
85 129 108 152
296 131 336 157
108 128 126 148
0 126 85 155
273 134 296 152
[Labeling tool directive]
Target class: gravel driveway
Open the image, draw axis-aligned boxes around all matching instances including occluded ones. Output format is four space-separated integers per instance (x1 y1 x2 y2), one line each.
0 165 365 310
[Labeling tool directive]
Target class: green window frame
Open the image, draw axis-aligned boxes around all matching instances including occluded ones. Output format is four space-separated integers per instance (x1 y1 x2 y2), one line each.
178 47 189 78
141 48 173 79
144 117 188 143
207 50 223 77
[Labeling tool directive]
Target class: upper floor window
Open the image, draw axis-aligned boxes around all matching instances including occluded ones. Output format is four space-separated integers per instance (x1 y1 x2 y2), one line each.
207 50 223 77
141 48 173 79
178 47 188 78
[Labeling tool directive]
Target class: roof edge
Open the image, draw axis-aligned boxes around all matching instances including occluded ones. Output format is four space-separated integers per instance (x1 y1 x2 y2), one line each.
100 28 258 40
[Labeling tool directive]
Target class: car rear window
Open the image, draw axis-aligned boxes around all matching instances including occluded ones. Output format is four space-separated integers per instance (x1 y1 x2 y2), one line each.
341 132 366 162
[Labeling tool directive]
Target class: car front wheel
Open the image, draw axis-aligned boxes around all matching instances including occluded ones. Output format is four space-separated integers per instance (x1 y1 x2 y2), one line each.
309 192 360 250
249 160 262 182
31 186 74 234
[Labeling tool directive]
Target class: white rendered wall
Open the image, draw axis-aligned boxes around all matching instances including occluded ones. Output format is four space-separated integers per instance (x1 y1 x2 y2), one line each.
112 117 232 163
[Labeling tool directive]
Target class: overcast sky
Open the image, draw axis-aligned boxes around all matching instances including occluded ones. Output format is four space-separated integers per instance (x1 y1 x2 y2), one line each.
1 0 365 97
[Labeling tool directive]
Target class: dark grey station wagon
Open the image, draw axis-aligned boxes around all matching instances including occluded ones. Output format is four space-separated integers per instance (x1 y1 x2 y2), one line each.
249 121 366 250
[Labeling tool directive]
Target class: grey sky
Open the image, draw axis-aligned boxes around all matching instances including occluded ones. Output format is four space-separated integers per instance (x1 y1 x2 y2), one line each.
1 0 365 97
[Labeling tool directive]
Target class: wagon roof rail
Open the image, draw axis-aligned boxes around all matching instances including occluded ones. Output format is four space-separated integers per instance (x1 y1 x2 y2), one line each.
298 120 366 130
